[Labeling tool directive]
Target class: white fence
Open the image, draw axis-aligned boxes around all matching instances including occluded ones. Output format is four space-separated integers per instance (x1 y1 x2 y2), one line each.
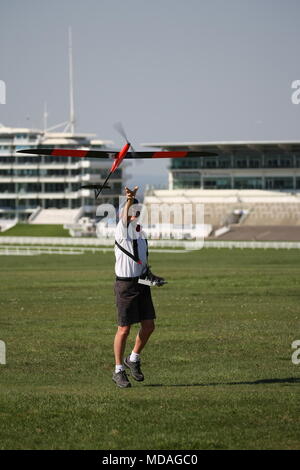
204 240 300 249
0 236 112 246
0 245 191 256
0 236 300 252
0 247 84 256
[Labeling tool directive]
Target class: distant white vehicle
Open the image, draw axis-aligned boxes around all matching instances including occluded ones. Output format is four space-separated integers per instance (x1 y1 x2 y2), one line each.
96 218 116 239
65 217 97 237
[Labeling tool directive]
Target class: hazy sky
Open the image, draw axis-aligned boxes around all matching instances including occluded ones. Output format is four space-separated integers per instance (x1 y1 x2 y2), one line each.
1 0 300 191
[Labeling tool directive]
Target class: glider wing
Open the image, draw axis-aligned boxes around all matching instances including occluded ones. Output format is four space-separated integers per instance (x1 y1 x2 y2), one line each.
17 148 218 158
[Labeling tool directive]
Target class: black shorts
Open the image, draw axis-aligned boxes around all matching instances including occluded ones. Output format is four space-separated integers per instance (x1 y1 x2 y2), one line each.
114 278 156 327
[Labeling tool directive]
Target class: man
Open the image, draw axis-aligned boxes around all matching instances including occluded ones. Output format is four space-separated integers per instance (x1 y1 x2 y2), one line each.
112 185 163 388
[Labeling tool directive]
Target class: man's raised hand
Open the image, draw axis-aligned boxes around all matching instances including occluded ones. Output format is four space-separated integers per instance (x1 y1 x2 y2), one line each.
125 186 139 201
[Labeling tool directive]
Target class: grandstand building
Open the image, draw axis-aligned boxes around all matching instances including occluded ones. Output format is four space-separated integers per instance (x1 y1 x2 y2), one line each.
0 125 122 222
142 140 300 239
143 140 300 191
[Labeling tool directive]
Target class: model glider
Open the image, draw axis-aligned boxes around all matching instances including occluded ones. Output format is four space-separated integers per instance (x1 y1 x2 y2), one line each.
17 124 217 198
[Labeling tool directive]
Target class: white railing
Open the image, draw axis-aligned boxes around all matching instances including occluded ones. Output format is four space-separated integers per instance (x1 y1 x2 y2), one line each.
0 236 114 246
0 236 300 250
204 240 300 249
0 246 84 256
0 245 191 256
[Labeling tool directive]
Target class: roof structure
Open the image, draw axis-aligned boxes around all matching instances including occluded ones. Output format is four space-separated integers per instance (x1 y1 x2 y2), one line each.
142 140 300 151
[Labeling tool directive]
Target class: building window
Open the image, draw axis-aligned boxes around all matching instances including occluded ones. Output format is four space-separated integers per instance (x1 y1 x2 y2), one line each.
44 155 66 163
44 183 66 192
17 156 40 164
203 178 231 189
295 155 300 168
44 199 68 209
0 156 15 163
249 158 261 168
265 155 292 168
234 156 248 168
265 177 294 190
15 169 39 176
0 169 13 176
16 183 41 192
15 134 28 139
0 183 14 192
171 158 201 169
203 158 216 169
0 199 16 209
173 171 201 189
218 157 231 168
234 177 263 189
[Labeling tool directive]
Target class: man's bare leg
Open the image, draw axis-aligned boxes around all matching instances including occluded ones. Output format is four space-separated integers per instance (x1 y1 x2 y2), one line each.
132 319 155 355
123 320 155 382
114 325 131 366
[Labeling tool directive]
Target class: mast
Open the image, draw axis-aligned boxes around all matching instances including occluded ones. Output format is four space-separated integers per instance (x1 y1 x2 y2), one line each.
68 26 75 134
44 28 76 134
43 101 48 131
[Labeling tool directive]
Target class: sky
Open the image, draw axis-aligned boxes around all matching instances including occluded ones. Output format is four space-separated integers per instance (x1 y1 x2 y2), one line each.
1 0 300 193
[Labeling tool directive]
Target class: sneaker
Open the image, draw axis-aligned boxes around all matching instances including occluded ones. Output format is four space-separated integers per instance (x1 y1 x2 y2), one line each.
112 369 131 388
124 355 144 382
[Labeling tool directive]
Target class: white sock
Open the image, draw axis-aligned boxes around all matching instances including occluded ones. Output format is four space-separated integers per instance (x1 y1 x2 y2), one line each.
115 364 125 373
130 351 140 363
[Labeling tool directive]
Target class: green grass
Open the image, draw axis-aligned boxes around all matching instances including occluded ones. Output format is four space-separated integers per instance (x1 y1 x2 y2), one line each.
0 224 71 237
0 249 299 449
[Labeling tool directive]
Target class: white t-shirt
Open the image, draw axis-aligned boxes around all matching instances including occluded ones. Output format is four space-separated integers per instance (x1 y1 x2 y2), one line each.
114 219 148 278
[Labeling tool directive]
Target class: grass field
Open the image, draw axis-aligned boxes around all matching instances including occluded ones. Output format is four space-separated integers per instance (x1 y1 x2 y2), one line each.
0 248 299 450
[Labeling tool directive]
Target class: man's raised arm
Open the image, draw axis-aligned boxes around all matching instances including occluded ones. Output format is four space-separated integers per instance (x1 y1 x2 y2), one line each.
122 186 139 225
